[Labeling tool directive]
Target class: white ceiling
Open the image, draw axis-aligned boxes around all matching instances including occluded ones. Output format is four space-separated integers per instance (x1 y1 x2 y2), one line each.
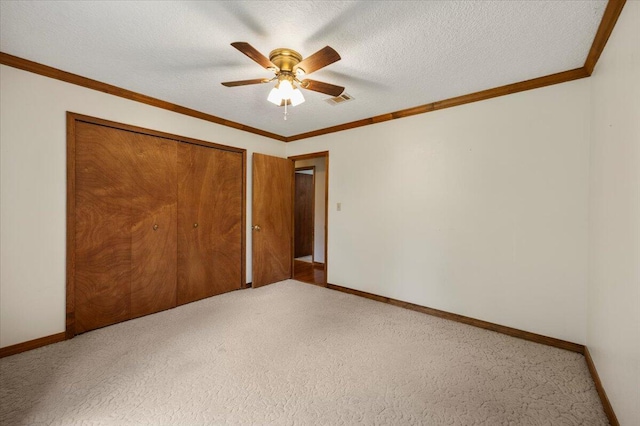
0 1 607 138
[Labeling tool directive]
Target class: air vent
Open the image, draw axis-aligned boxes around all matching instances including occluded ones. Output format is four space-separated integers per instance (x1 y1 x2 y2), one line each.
325 93 354 106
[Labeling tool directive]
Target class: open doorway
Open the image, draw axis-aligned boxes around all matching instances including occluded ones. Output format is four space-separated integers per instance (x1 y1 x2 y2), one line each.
289 152 328 286
294 166 315 263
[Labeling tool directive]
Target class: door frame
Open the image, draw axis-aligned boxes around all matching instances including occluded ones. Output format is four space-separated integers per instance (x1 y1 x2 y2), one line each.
66 112 246 338
288 151 329 286
294 166 316 262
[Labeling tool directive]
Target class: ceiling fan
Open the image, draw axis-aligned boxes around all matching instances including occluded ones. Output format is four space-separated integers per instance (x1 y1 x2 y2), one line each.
221 42 345 114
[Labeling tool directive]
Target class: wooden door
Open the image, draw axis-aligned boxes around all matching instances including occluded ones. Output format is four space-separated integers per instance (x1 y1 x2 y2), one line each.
294 172 314 258
252 153 293 287
177 143 243 304
75 122 133 333
75 123 177 332
129 133 177 319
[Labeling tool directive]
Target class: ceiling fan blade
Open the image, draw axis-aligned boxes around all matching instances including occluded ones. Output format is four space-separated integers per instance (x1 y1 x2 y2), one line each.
230 42 277 70
295 46 341 75
300 79 345 97
221 78 271 87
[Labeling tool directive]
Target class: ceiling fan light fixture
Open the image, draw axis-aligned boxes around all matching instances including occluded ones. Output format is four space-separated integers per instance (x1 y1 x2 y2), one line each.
290 88 305 106
267 85 282 105
266 76 305 107
278 78 294 99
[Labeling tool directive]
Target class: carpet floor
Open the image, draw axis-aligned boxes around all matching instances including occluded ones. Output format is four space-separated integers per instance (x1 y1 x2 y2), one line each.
0 280 607 425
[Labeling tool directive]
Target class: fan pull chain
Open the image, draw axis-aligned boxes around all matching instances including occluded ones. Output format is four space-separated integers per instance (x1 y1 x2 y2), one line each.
284 101 288 120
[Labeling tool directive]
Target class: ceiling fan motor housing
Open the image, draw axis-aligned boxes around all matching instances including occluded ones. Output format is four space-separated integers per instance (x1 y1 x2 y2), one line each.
269 48 303 73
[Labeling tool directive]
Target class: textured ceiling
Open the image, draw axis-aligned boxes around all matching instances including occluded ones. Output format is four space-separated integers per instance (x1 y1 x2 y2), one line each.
0 1 607 137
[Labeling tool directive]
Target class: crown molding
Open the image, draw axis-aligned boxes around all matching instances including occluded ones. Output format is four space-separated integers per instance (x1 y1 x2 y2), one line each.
0 52 287 142
0 0 626 143
584 0 627 75
285 67 590 142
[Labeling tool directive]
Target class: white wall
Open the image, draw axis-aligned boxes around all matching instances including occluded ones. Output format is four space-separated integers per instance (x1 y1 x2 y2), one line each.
0 65 285 348
587 2 640 425
295 157 326 263
287 78 591 344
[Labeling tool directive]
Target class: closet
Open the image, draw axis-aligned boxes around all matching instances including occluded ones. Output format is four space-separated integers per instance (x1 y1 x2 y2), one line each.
68 114 245 335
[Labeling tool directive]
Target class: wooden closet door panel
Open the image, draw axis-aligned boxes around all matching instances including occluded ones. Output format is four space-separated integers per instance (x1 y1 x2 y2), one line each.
130 135 178 319
177 143 212 304
208 149 243 293
75 122 133 333
177 144 243 305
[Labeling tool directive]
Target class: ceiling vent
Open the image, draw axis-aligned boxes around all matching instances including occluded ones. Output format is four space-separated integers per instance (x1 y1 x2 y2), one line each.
325 93 354 106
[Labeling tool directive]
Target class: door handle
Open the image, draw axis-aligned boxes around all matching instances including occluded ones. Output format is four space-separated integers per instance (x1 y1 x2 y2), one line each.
153 224 159 231
252 225 261 231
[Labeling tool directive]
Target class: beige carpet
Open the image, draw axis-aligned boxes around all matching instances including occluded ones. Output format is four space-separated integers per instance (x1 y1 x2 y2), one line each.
0 280 607 425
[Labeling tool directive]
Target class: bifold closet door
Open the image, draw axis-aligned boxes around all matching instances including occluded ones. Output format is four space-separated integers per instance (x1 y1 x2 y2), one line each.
177 143 243 305
129 133 177 319
75 122 177 333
